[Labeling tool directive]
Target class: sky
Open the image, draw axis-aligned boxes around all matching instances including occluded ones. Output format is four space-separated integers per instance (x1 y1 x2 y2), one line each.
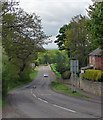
19 0 93 49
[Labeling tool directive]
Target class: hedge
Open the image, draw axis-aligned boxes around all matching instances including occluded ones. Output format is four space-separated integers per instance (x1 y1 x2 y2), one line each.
62 71 71 79
83 69 103 82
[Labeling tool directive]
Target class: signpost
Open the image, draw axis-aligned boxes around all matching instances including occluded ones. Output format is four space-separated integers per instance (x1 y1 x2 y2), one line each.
70 60 79 92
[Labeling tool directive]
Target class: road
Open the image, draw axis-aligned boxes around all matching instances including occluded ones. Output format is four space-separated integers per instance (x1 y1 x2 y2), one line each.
2 66 101 118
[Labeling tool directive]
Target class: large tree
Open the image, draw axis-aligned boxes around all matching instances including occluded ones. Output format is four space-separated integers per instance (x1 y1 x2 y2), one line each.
54 24 70 50
87 2 103 49
2 1 48 80
64 15 91 67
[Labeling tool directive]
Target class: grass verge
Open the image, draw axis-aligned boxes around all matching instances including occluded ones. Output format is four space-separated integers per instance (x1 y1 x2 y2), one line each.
50 65 61 78
2 68 38 108
8 68 38 91
51 81 89 98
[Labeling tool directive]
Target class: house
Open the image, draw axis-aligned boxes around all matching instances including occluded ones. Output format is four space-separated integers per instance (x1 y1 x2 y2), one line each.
89 48 103 70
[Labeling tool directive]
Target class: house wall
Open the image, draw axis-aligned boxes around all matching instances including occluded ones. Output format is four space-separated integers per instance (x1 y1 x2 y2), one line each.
95 56 103 70
89 56 103 70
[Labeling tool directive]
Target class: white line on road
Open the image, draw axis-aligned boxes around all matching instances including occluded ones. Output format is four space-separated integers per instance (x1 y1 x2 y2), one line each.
38 98 48 103
33 94 36 98
40 94 51 96
53 104 76 113
31 89 33 94
31 89 37 98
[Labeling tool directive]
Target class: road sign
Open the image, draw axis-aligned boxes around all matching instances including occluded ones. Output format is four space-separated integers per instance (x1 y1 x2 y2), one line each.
70 60 79 73
70 60 79 92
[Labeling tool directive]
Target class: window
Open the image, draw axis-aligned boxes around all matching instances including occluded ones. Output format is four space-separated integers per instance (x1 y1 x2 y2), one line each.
90 56 91 64
93 56 95 65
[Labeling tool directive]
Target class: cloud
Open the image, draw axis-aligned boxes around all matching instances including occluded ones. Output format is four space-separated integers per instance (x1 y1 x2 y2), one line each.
43 36 58 49
19 0 92 49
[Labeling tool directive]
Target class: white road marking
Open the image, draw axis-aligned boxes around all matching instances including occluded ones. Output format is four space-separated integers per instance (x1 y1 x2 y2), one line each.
35 90 39 95
31 89 33 94
33 94 36 98
53 104 76 113
38 98 48 103
31 89 37 98
40 94 51 96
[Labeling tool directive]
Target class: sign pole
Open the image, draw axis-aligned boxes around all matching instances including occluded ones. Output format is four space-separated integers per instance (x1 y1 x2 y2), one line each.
72 72 74 91
75 72 76 92
70 60 79 93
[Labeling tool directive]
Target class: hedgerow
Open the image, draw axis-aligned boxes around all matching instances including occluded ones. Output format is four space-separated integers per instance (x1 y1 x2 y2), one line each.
83 69 103 82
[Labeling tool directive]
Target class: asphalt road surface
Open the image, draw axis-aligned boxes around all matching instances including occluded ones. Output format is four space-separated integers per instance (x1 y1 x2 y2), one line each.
2 66 101 118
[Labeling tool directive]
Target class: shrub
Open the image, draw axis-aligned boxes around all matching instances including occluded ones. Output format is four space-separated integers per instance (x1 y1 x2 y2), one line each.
55 64 69 74
83 69 103 82
62 71 71 79
50 65 61 78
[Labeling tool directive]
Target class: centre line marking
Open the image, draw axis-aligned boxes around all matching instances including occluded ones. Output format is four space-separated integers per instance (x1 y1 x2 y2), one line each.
38 98 48 103
31 89 33 94
33 94 36 98
53 104 76 113
40 94 51 96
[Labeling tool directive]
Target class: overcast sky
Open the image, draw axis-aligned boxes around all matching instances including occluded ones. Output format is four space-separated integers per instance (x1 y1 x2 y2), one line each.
19 0 93 49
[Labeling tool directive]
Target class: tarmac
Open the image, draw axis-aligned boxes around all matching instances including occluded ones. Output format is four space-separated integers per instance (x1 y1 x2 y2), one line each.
49 64 102 104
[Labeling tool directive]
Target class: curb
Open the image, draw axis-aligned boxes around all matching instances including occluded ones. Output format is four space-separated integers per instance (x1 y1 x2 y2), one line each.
50 84 102 104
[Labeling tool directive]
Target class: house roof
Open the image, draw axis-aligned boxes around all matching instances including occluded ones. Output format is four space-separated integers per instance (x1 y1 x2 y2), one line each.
89 48 102 56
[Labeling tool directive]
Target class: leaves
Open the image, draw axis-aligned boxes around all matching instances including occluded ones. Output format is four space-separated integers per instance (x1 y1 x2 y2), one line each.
87 2 103 49
2 1 49 79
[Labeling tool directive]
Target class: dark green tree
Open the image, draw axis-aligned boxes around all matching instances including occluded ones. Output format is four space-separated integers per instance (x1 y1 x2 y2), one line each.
64 15 91 67
54 24 70 50
87 2 103 49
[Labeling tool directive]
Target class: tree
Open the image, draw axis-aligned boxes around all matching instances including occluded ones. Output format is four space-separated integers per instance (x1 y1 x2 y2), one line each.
54 24 70 50
2 1 48 80
87 2 103 49
64 15 91 67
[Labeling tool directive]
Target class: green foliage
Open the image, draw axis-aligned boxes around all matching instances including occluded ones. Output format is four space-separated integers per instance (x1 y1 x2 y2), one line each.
64 15 91 67
87 2 103 49
2 1 48 82
50 65 61 78
29 69 38 80
2 54 19 100
37 49 61 64
8 68 38 91
55 64 68 75
62 71 71 79
37 49 70 67
54 50 70 74
2 1 47 101
83 70 103 82
51 82 89 98
54 24 70 50
35 59 40 66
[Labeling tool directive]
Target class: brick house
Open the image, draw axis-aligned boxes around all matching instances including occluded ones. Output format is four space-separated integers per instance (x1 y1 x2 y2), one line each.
89 48 103 70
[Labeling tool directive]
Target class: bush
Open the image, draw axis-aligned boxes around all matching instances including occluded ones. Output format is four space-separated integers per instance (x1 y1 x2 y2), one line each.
18 64 32 82
62 71 71 79
55 64 69 74
50 65 61 78
35 59 40 66
83 69 103 82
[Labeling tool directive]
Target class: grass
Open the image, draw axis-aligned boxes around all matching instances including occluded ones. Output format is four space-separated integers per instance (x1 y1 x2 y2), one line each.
0 99 6 108
50 65 61 78
29 69 38 80
1 68 38 108
51 81 89 98
40 64 48 66
8 68 38 91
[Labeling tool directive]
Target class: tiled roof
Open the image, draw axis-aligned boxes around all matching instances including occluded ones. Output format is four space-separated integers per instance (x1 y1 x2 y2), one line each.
89 48 102 56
